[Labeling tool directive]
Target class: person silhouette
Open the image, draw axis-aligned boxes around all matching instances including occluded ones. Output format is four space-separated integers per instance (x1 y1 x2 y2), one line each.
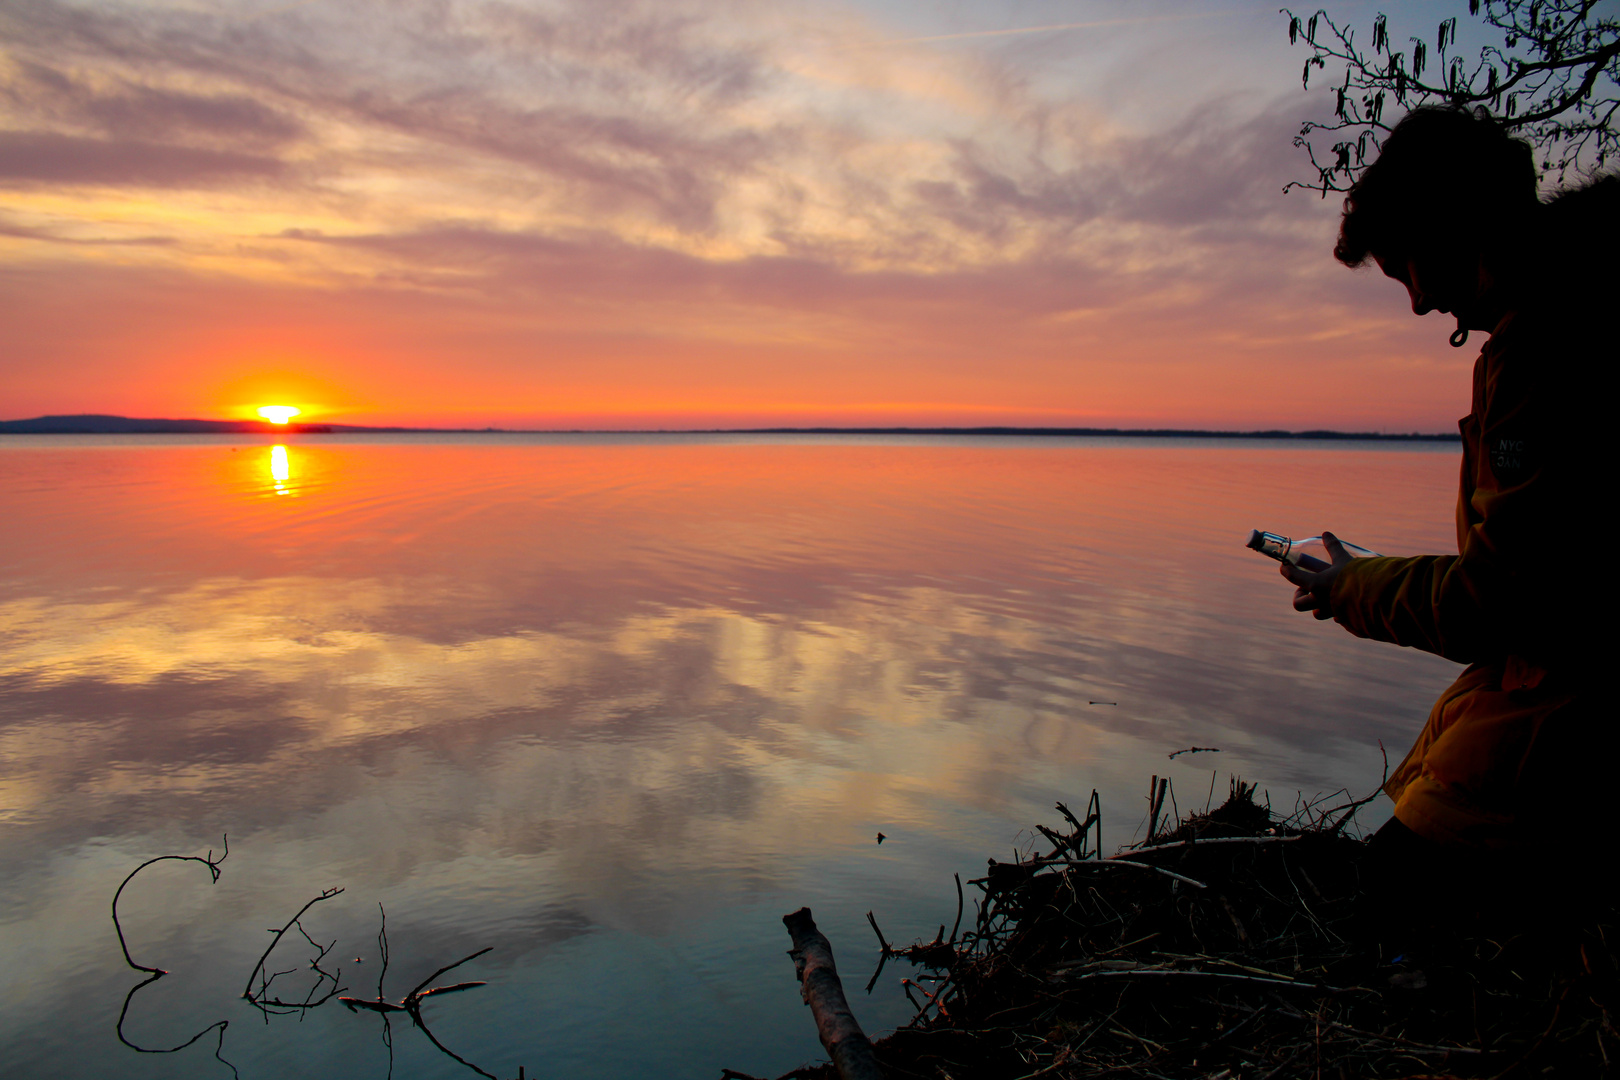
1279 107 1615 903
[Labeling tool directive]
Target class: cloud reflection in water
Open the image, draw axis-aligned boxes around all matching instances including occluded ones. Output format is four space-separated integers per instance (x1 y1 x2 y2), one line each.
0 435 1463 1078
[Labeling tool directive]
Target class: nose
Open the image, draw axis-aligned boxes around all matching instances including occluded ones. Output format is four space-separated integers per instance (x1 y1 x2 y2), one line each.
1405 281 1430 315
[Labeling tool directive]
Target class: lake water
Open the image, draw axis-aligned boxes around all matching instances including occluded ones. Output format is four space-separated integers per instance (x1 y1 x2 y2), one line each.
0 434 1463 1079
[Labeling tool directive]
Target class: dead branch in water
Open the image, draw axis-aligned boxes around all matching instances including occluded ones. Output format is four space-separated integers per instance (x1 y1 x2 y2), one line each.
339 903 497 1079
109 836 238 1077
242 886 348 1017
111 836 230 975
109 844 507 1080
782 907 884 1080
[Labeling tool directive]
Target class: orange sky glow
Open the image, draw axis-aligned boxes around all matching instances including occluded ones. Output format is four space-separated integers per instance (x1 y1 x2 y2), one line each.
0 0 1487 432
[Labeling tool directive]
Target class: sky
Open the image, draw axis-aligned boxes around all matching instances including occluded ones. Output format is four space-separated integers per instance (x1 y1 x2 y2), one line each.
0 0 1493 431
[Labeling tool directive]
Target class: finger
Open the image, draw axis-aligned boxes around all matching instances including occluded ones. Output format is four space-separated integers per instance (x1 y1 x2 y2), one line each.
1322 531 1352 566
1314 606 1333 620
1280 561 1314 587
1293 587 1317 612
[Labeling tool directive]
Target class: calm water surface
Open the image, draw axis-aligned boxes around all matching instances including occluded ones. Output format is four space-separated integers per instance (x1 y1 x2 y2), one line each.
0 434 1462 1078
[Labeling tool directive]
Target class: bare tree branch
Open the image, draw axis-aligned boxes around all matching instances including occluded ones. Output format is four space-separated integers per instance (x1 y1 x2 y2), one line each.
1282 1 1620 193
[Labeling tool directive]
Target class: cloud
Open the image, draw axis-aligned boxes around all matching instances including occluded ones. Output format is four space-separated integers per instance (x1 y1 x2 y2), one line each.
0 131 287 186
0 212 176 246
2 53 306 144
81 85 306 148
901 97 1324 249
0 0 1325 258
0 0 1460 430
0 0 788 229
884 11 1233 47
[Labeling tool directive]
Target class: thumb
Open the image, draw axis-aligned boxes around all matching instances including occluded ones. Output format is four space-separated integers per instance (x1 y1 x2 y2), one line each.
1322 531 1351 565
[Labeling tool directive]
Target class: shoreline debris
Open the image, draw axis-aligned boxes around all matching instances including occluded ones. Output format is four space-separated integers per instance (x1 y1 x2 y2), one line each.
782 908 884 1080
748 778 1617 1078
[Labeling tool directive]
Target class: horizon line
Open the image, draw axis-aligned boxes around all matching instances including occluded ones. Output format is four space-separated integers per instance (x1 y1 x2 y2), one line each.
0 414 1462 440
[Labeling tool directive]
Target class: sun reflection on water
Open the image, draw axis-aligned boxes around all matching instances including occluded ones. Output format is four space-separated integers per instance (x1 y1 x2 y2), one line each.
269 444 290 493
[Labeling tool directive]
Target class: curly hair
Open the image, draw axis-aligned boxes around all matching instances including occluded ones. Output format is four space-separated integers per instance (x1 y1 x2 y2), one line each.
1335 107 1538 268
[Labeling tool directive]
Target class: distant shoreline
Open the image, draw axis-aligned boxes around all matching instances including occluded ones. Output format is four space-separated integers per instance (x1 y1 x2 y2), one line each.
0 415 1462 441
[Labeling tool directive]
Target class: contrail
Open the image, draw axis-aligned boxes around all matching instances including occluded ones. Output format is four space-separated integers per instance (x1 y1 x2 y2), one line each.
887 11 1231 46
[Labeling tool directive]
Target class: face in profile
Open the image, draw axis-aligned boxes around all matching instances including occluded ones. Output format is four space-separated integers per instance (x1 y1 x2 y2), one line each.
1373 245 1490 328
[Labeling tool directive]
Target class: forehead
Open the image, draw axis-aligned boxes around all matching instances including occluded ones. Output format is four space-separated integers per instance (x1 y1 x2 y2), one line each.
1371 253 1408 281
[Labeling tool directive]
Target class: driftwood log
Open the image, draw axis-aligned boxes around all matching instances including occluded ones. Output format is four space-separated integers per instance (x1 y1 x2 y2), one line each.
782 908 884 1080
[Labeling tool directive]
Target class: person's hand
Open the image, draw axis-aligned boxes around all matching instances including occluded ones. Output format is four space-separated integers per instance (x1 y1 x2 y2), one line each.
1281 531 1353 621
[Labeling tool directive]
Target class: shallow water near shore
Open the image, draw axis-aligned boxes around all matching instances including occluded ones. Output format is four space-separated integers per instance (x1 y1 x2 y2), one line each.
0 433 1462 1079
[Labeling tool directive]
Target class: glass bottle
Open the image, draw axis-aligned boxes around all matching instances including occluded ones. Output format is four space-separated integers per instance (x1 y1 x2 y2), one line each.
1246 530 1380 573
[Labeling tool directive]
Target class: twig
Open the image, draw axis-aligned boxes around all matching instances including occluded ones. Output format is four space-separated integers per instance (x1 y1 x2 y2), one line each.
901 976 942 1023
1055 794 1103 860
1059 968 1332 991
863 912 891 995
1035 823 1076 859
1146 776 1169 842
865 911 892 955
1060 860 1208 890
1006 1046 1072 1080
1302 1015 1484 1055
407 947 494 1003
1129 835 1301 853
1325 743 1390 835
375 903 390 1001
1150 951 1299 981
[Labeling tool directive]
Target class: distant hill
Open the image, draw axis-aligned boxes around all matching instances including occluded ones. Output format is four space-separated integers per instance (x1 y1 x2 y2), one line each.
0 414 365 434
0 415 1460 440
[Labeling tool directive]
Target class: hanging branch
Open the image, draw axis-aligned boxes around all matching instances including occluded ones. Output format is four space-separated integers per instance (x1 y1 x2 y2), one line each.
1281 1 1620 193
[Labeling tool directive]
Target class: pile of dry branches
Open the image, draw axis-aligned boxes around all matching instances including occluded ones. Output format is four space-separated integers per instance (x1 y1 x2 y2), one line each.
761 779 1618 1079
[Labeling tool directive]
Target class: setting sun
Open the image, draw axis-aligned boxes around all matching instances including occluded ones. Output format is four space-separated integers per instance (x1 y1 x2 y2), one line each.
258 406 301 425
